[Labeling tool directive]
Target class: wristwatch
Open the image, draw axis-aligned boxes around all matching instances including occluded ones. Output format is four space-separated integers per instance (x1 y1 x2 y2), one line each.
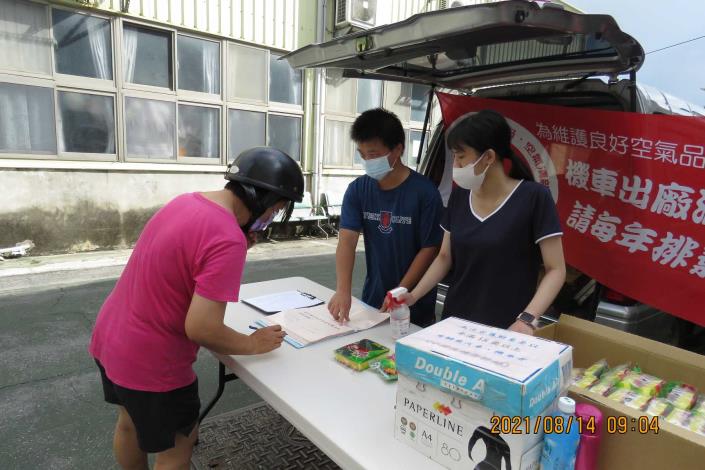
516 312 539 330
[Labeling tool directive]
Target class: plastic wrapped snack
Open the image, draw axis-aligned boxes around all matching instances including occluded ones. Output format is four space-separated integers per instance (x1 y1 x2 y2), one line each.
571 368 584 380
688 413 705 436
606 364 633 380
662 382 698 410
646 398 673 417
589 364 632 396
665 408 692 429
574 373 599 390
617 372 665 397
590 375 622 396
584 359 609 379
334 339 389 371
369 355 398 381
606 387 652 411
691 395 705 416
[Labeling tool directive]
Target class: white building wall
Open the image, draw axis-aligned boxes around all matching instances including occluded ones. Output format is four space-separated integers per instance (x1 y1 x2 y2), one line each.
80 0 300 51
1 0 308 253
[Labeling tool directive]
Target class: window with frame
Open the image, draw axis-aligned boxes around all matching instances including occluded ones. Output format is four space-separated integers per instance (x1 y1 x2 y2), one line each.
178 104 219 159
0 0 53 75
411 84 430 123
125 97 176 159
58 91 116 154
123 24 172 89
0 2 303 166
53 8 113 80
323 75 433 170
122 23 226 162
226 45 304 165
0 2 119 158
227 43 267 103
0 82 56 154
407 129 430 169
270 53 302 106
357 79 383 114
177 34 220 95
227 109 265 161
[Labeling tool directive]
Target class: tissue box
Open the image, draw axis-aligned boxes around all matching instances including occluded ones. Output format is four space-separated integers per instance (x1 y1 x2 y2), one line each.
395 317 572 417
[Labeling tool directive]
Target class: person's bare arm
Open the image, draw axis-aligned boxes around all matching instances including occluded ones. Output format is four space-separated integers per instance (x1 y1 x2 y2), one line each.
381 245 440 310
404 232 452 307
508 236 566 335
184 293 285 355
328 229 360 322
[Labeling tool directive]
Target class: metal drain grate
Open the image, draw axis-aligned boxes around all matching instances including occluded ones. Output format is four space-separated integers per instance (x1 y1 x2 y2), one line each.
192 402 341 470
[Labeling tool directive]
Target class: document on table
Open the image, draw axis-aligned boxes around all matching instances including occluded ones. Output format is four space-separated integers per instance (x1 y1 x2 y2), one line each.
255 302 390 348
242 290 324 314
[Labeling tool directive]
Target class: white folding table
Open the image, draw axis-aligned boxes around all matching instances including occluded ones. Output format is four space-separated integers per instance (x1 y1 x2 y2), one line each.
200 276 443 470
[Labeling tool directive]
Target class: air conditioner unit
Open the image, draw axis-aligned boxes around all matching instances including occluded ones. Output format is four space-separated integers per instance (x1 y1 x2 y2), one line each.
334 0 377 30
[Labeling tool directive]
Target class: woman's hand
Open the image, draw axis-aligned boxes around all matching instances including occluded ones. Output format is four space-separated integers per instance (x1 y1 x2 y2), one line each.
381 289 418 311
508 320 535 336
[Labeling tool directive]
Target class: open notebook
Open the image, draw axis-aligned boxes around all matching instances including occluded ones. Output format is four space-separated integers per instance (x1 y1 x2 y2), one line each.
254 301 390 348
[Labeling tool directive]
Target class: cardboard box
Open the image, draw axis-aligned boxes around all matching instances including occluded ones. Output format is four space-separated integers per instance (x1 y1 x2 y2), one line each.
536 315 705 470
395 317 573 417
394 373 551 470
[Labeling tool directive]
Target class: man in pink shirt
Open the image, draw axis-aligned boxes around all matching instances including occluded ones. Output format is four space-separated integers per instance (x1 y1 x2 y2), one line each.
89 147 304 470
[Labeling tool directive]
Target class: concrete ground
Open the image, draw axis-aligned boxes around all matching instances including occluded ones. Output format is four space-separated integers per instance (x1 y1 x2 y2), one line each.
0 238 367 469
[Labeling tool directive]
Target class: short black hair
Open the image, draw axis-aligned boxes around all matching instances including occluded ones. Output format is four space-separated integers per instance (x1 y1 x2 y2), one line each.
446 109 534 181
350 108 405 151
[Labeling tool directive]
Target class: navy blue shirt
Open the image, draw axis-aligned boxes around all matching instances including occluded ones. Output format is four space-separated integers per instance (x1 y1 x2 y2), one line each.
340 171 443 326
440 180 562 328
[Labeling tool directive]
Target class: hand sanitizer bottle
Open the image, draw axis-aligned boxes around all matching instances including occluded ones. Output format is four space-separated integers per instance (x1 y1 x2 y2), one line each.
387 287 410 339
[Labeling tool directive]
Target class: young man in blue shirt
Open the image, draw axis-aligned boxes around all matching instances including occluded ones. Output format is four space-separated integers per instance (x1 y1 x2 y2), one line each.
328 108 443 327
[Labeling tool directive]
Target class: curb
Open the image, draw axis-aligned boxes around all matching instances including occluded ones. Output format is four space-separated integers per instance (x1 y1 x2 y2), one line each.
0 238 351 297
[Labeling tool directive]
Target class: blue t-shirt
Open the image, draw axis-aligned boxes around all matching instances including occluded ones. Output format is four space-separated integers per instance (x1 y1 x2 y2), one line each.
340 171 443 327
440 180 563 328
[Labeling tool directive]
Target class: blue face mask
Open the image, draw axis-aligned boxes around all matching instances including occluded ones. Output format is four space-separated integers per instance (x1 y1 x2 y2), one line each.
363 153 394 181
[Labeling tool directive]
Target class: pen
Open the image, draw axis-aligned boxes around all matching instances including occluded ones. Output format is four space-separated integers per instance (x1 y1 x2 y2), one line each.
248 325 258 330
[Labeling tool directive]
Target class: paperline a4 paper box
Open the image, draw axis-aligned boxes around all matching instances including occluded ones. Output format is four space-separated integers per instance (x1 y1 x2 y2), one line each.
395 317 572 417
394 373 550 470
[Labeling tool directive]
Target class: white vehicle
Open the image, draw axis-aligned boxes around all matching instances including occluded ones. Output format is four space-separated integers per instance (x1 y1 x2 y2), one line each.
284 0 704 350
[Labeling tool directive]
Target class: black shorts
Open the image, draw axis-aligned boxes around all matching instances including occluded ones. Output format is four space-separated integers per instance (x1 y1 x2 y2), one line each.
95 360 200 453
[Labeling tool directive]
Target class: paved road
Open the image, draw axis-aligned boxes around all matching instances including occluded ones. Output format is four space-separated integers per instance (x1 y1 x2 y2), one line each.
0 252 367 470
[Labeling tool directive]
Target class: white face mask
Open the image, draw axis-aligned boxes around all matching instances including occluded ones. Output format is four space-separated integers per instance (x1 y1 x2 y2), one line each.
452 152 489 191
363 153 396 181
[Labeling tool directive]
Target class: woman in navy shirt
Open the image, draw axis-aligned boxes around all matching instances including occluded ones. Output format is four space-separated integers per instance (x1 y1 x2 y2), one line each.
403 110 566 334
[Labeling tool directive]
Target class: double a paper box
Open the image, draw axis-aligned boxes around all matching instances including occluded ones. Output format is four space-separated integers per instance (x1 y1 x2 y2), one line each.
395 374 547 470
396 317 572 417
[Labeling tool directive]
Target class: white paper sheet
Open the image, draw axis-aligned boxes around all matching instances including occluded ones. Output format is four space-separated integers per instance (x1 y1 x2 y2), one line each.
258 302 389 347
242 290 323 313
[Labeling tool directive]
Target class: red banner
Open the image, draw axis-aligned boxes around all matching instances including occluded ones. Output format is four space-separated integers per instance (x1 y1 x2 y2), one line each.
437 92 705 327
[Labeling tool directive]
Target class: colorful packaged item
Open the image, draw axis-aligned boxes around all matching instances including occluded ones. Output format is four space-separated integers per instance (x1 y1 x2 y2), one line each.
573 372 599 390
369 354 398 381
645 398 673 417
571 368 584 380
606 387 651 411
584 359 609 379
589 376 620 396
588 365 632 396
606 364 633 380
688 413 705 436
617 372 665 397
662 382 697 410
691 395 705 416
334 339 389 371
665 408 691 429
